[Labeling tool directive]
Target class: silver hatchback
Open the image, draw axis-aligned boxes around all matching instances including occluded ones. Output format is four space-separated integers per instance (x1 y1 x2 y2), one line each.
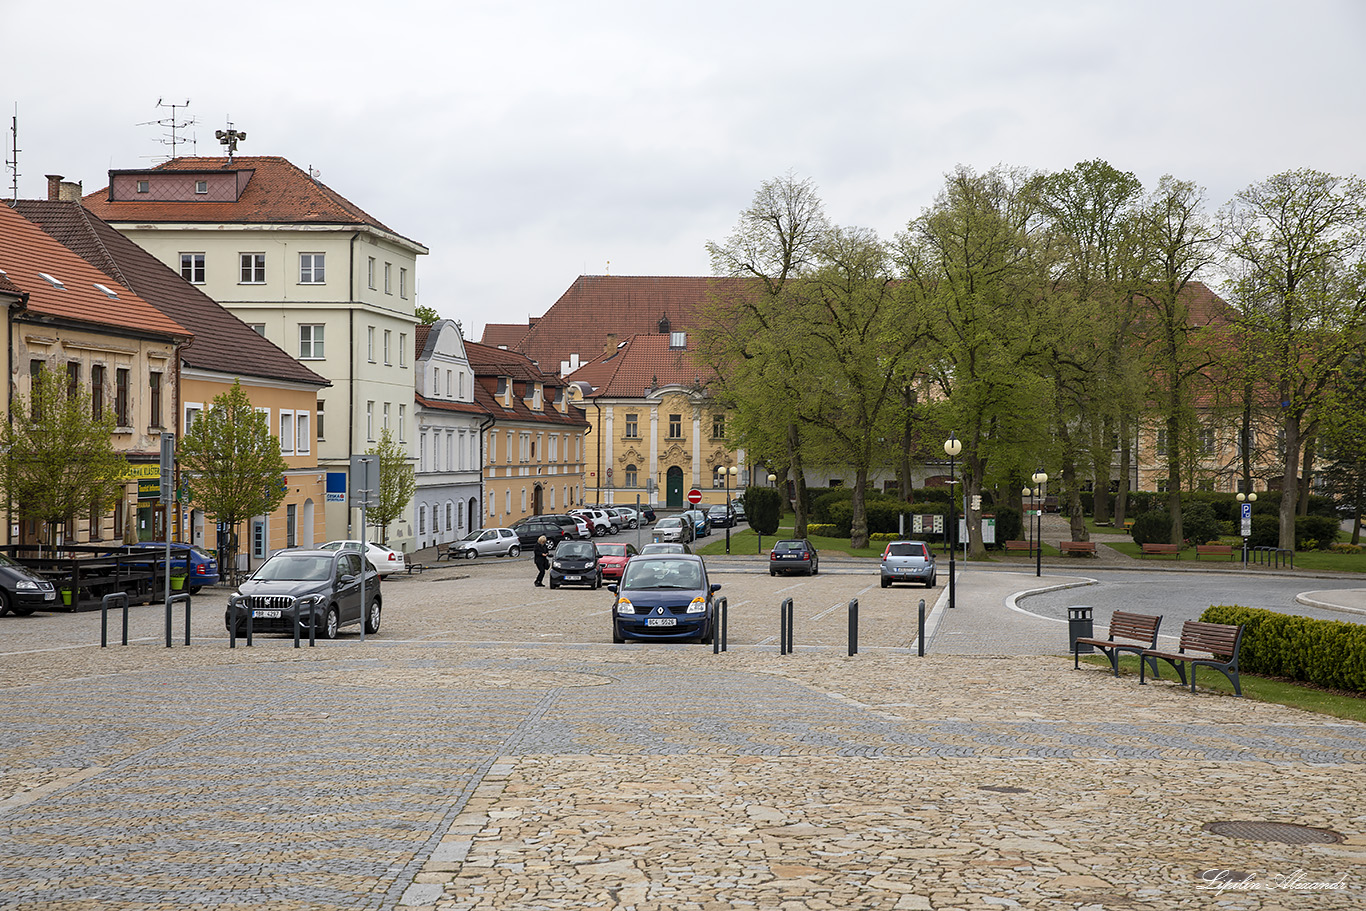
880 540 936 588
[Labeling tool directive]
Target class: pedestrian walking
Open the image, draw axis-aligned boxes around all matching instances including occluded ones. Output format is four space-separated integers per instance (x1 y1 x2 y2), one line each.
534 535 550 586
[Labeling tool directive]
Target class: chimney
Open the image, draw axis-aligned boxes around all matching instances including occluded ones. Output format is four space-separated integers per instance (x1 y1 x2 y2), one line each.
45 175 84 202
603 333 617 356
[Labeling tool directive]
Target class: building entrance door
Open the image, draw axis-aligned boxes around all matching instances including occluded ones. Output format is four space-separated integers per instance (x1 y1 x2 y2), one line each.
666 466 684 509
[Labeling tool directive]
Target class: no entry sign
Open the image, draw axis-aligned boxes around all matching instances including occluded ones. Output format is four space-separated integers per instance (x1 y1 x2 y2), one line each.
687 488 703 504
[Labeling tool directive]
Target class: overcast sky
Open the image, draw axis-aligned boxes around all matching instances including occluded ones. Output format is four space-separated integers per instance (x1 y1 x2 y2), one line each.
7 1 1364 340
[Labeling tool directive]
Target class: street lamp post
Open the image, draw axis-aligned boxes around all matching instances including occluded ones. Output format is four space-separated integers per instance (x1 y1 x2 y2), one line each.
944 435 962 610
724 465 737 554
1022 485 1035 556
1031 470 1048 577
1236 491 1257 565
761 472 777 555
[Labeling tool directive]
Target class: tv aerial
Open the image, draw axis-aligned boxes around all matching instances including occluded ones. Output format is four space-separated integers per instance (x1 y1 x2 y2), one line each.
215 120 247 162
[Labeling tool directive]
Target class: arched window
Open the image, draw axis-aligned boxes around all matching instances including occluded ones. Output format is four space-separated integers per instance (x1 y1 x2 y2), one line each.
446 501 453 531
712 465 726 488
418 504 426 534
625 464 638 487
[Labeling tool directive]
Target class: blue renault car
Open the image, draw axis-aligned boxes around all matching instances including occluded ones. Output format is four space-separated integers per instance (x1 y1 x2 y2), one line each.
609 554 719 644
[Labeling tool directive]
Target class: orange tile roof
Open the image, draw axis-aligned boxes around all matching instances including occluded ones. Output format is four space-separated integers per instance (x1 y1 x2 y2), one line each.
567 333 712 398
479 322 531 349
0 202 190 339
513 275 743 374
83 156 426 250
464 340 589 429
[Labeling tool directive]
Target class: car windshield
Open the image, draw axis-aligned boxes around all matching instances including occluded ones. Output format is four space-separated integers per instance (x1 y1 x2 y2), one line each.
640 544 683 554
557 541 595 559
254 554 333 582
622 559 703 590
460 530 484 541
886 543 928 558
773 541 806 553
657 517 682 527
597 544 627 556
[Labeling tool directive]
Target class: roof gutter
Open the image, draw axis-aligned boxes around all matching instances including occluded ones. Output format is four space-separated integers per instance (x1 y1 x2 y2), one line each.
477 413 496 531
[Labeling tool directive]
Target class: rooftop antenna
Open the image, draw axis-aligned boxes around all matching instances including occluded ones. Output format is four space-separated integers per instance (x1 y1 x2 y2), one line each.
605 260 611 275
5 104 19 203
215 120 246 164
136 99 196 162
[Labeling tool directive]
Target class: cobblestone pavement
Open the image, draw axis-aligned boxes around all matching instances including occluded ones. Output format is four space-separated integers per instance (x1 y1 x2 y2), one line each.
1 557 1364 910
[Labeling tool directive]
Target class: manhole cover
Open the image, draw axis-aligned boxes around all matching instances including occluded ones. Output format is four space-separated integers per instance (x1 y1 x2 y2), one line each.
1203 821 1343 845
979 785 1028 794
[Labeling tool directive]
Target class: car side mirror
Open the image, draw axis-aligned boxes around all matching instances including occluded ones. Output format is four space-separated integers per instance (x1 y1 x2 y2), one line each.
340 572 357 583
710 583 722 593
607 584 618 594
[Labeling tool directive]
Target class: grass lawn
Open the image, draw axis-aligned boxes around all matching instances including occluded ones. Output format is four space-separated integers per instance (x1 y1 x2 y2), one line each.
1082 654 1366 722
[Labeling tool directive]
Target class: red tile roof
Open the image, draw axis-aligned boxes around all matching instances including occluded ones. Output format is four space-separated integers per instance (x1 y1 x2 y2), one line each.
82 156 425 250
13 200 327 388
0 202 190 339
479 322 531 349
464 340 589 429
567 333 712 398
511 275 742 374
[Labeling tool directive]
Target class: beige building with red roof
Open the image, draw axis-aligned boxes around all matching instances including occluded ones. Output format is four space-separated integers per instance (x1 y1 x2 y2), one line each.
84 156 427 549
1 201 191 546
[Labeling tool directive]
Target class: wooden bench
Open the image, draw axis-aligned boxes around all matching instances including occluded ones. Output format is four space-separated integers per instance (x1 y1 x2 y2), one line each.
1140 543 1181 558
1074 611 1163 677
1194 543 1235 560
1140 620 1244 696
1059 541 1096 555
1003 540 1032 553
406 563 427 575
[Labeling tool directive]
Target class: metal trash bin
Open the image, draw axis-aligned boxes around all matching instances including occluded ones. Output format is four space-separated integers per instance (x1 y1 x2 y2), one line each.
1068 605 1094 654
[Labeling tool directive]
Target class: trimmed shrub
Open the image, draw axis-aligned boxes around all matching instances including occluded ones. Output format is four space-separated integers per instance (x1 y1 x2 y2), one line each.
806 524 838 537
1182 501 1223 545
743 486 782 536
1295 514 1340 551
1130 511 1171 546
994 506 1023 544
1248 514 1279 548
1201 605 1366 694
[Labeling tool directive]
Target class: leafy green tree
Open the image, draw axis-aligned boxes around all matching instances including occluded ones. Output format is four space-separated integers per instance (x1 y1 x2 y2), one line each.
1320 356 1366 544
415 304 440 325
365 427 415 544
178 380 289 568
0 367 126 546
1223 169 1366 550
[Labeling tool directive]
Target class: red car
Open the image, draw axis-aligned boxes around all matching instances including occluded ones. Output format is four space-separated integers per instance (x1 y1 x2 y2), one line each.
595 542 638 581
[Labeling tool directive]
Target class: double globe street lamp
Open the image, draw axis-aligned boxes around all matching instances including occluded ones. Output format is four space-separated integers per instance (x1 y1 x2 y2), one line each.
944 434 961 610
722 465 738 554
1030 470 1048 577
1236 491 1257 564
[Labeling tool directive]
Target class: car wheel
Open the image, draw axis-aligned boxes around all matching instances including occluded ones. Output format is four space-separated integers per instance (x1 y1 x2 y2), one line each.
464 549 478 560
770 569 777 577
612 624 625 644
593 575 601 589
364 599 382 634
508 545 521 557
321 606 341 640
190 585 203 595
811 561 819 576
926 577 936 588
0 590 10 616
549 580 559 589
629 519 638 529
881 578 890 589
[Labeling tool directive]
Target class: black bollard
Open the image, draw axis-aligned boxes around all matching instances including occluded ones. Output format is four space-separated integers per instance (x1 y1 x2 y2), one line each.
848 598 859 656
918 598 925 657
721 597 728 653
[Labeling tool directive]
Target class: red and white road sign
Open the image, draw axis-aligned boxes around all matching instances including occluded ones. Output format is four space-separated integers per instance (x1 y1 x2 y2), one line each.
687 488 703 504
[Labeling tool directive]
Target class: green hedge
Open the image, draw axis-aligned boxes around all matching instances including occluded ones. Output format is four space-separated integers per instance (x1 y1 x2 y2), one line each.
1200 605 1366 694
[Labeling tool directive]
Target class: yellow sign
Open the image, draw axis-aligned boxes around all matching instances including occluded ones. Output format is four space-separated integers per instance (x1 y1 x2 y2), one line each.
123 464 161 480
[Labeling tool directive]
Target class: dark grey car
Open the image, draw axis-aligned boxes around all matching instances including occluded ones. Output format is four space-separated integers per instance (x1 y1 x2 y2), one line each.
224 549 381 639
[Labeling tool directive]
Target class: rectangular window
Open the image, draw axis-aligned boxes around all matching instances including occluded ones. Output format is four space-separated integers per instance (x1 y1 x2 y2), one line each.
399 333 407 367
1200 427 1215 455
384 262 392 294
316 401 325 440
366 402 375 441
1155 429 1167 457
185 403 202 435
91 365 105 420
446 370 452 396
299 253 326 284
239 253 266 283
113 497 124 540
420 433 428 472
367 257 376 290
279 410 295 454
383 403 391 433
89 499 102 541
149 371 163 428
180 253 205 284
286 504 297 548
29 360 43 419
624 413 638 438
195 180 208 194
67 361 81 400
252 519 266 559
367 326 376 362
712 414 725 439
398 404 406 442
668 414 682 439
136 180 149 194
400 267 408 299
383 329 391 365
248 324 266 336
299 324 325 358
295 412 310 455
115 368 130 426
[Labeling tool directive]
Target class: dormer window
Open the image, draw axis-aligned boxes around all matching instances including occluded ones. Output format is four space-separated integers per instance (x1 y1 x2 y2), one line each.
669 331 687 349
658 315 671 334
136 180 149 194
39 273 65 289
195 180 208 194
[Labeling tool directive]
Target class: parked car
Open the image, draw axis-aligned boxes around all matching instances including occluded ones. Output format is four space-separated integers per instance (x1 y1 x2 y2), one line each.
0 552 57 616
603 506 638 529
598 507 628 532
706 504 735 528
319 540 406 576
547 514 591 539
730 499 746 523
448 528 521 560
116 541 220 593
511 517 570 548
770 539 819 576
595 542 638 581
571 509 614 536
652 516 695 544
683 509 711 537
880 540 937 588
609 554 720 644
639 542 692 555
225 548 381 639
550 539 603 589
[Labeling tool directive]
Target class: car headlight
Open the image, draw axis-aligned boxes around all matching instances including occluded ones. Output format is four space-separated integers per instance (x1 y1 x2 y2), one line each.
686 596 706 614
551 560 564 569
15 579 40 591
296 594 327 608
227 593 244 608
616 598 634 616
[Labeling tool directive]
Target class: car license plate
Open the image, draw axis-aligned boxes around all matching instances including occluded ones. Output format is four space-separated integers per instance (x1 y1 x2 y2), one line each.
44 592 54 600
565 575 581 581
646 618 676 627
252 610 282 619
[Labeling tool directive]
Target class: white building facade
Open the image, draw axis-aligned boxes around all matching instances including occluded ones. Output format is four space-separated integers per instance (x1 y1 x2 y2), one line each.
413 320 486 550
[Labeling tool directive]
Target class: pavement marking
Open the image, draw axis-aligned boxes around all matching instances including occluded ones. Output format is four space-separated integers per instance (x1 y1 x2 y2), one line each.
0 767 105 815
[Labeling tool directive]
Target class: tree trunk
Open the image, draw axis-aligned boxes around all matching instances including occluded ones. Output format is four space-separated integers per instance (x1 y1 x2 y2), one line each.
1298 432 1315 516
1240 380 1255 494
787 422 809 538
1279 409 1301 551
1091 415 1113 526
1166 410 1184 546
1115 414 1132 526
851 467 869 549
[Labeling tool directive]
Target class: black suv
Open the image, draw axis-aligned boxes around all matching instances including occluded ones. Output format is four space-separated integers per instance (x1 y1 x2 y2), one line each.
512 517 570 547
225 549 381 639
